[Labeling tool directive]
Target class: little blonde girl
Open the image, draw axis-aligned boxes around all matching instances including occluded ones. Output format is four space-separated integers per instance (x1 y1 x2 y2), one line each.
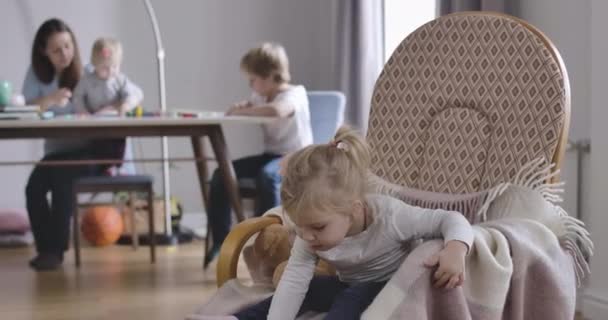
73 37 143 116
72 37 143 171
209 126 474 320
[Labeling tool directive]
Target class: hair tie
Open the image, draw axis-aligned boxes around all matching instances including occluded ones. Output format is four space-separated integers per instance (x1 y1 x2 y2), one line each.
336 141 349 151
330 139 349 152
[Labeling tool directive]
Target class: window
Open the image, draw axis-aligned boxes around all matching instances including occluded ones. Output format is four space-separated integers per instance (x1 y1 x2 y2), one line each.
384 0 437 61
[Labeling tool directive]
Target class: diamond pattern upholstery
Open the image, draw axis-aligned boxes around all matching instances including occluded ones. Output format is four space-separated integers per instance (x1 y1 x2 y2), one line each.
367 13 570 193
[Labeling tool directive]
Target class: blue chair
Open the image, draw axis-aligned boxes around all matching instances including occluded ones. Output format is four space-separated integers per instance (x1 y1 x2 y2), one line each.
307 91 346 144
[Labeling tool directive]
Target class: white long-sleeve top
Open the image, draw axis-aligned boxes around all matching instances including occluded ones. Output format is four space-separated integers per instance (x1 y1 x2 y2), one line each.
248 85 313 155
267 194 474 320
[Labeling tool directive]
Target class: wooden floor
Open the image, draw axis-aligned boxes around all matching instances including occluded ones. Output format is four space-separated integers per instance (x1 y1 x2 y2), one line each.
0 242 588 320
0 241 248 320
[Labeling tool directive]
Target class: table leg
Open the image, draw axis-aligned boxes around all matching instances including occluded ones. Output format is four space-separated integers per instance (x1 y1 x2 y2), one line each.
191 135 212 267
207 127 244 222
191 136 210 206
73 193 81 268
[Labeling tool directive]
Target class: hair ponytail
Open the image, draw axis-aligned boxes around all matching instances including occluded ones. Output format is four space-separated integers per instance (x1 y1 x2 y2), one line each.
330 126 371 175
280 125 371 222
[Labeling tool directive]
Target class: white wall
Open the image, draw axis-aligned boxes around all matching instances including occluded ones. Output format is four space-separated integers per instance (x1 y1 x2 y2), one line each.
584 0 608 317
0 0 336 214
512 0 596 315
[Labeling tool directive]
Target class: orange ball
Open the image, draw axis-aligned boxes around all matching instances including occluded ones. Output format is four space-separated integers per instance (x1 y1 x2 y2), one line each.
81 206 124 246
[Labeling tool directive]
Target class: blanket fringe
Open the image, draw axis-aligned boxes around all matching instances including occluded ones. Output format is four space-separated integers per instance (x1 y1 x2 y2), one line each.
477 183 510 222
476 158 594 285
368 173 487 223
370 159 594 285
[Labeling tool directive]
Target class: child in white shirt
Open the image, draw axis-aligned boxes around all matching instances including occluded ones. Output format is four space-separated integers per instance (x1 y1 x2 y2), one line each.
205 43 313 267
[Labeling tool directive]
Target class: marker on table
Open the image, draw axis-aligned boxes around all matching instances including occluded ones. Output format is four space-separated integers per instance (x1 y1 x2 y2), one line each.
177 111 198 118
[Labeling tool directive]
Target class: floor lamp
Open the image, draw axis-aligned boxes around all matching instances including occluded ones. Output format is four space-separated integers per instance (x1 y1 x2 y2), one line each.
143 0 173 241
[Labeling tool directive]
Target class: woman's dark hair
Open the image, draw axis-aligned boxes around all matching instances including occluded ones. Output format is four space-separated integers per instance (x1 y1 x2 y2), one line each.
31 18 82 90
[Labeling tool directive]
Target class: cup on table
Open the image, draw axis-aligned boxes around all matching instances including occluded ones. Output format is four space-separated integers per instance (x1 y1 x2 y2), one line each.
0 80 12 106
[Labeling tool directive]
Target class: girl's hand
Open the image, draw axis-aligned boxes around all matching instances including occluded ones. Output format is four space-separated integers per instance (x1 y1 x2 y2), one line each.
423 240 468 289
226 100 251 115
116 102 131 116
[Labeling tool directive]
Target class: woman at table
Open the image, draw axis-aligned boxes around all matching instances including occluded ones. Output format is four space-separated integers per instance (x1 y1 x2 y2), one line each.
23 18 124 271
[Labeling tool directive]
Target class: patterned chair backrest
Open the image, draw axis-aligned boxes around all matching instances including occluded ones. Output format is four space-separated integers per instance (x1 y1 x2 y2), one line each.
367 12 570 194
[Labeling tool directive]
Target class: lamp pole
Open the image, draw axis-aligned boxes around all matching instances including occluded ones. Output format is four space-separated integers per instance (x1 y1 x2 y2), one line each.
143 0 172 238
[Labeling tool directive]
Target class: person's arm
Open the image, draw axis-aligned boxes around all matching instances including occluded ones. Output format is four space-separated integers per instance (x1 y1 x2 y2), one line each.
116 75 144 115
229 86 301 118
22 67 71 111
226 92 257 115
225 100 252 115
229 101 294 117
267 237 318 320
390 199 473 289
22 67 41 105
71 79 88 114
391 202 473 249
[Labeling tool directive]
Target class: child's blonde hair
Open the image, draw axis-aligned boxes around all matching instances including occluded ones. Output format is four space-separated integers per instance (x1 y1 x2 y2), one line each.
91 37 122 67
280 126 371 224
240 42 290 84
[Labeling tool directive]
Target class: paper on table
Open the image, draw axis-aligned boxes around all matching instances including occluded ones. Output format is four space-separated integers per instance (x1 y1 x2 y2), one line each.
171 109 225 118
0 105 40 113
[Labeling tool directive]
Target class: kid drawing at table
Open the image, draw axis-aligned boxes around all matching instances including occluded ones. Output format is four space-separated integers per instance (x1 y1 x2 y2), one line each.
204 42 313 267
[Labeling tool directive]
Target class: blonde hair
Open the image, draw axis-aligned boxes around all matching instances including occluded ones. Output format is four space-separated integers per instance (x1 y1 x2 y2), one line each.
280 126 371 224
240 42 290 83
91 37 122 66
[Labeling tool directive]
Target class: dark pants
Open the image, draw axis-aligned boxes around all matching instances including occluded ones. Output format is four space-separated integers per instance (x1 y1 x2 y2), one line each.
234 275 386 320
207 153 282 250
25 140 124 255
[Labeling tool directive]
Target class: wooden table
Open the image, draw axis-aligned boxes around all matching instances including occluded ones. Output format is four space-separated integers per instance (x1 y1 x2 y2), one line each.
0 113 271 231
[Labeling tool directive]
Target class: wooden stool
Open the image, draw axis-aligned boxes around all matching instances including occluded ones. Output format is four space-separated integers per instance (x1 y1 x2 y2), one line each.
72 175 155 267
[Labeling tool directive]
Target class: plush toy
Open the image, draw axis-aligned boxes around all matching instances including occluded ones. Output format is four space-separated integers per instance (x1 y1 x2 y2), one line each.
242 209 335 288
